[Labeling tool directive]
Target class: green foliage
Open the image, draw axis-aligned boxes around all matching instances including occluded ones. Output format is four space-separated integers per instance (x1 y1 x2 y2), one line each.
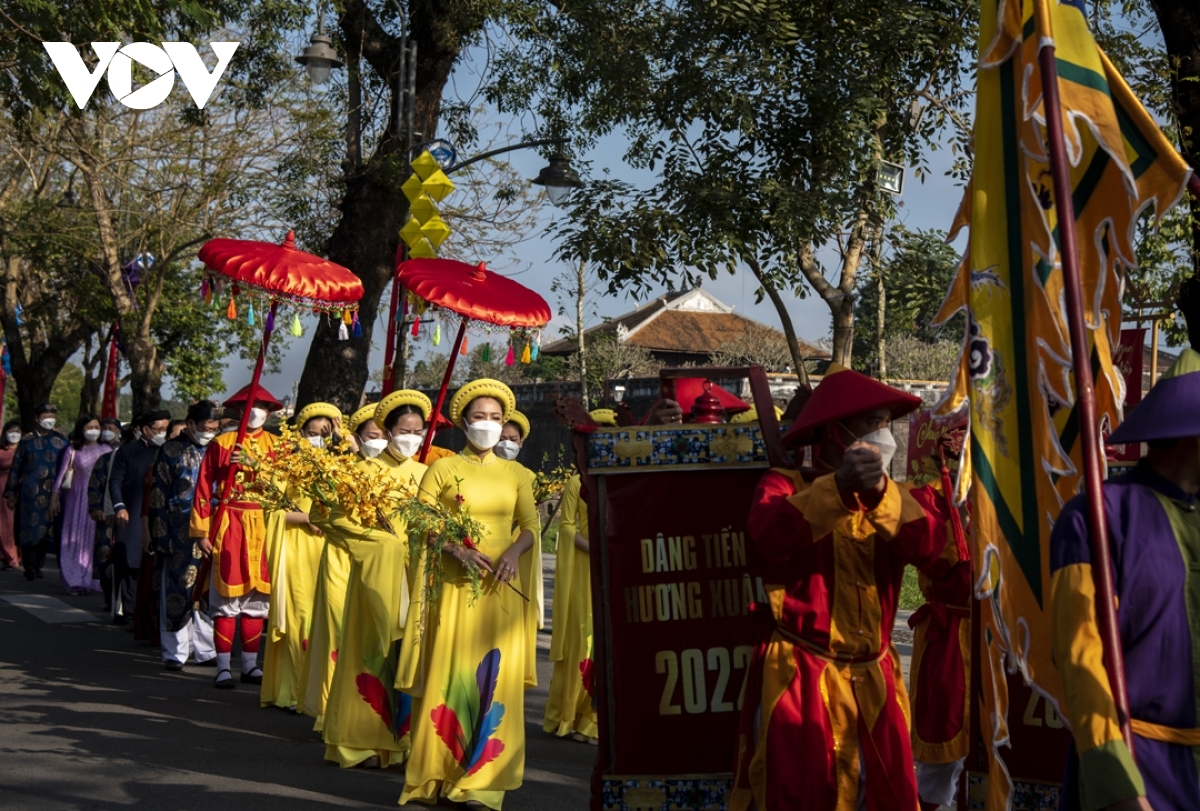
854 226 963 368
48 363 84 427
488 0 977 365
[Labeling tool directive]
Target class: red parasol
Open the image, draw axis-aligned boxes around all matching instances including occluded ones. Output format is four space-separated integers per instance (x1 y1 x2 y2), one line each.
191 229 362 605
394 257 551 461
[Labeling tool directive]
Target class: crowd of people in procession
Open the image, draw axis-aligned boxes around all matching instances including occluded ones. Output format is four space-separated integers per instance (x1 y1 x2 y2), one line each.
3 336 1198 811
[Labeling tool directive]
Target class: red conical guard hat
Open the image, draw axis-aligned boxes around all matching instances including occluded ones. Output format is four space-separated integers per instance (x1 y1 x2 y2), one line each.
223 382 284 412
782 364 922 447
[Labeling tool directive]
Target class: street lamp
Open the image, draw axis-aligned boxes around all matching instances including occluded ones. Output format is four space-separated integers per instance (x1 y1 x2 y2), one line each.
530 150 584 207
295 9 343 86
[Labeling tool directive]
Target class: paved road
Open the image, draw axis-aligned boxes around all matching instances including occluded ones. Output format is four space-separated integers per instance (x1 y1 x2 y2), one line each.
0 557 592 811
0 557 915 811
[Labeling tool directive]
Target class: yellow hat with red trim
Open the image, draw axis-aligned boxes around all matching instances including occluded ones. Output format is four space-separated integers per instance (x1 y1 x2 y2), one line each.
450 378 516 428
374 390 433 428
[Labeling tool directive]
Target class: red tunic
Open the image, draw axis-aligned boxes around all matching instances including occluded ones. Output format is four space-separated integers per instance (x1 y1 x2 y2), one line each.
731 468 950 811
189 430 276 598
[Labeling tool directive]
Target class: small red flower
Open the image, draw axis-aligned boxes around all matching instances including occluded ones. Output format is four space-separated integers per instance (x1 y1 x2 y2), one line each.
462 537 477 550
455 494 465 504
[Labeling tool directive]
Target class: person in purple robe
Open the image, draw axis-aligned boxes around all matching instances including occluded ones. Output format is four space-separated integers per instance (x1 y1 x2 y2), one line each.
51 413 108 595
1050 347 1200 811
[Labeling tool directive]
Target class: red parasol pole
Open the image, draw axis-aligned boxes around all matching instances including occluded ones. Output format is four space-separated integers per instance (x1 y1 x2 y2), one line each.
418 319 466 463
1038 43 1134 752
192 299 280 605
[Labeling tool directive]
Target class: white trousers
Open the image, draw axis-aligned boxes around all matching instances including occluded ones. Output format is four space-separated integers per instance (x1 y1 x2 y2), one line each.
915 758 965 808
159 567 216 663
208 580 269 618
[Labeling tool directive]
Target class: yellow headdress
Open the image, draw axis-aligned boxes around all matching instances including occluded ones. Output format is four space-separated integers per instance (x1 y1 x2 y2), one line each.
294 402 341 429
506 409 531 439
589 408 618 427
374 389 433 428
450 378 516 428
347 404 378 434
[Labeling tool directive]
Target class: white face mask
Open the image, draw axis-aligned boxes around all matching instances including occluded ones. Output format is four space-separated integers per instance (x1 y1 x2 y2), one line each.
247 407 268 430
307 435 326 449
38 417 56 431
494 439 521 461
390 433 423 459
361 438 389 459
83 429 101 442
149 432 167 447
195 430 216 447
465 420 502 451
6 432 21 445
849 426 898 474
101 429 118 443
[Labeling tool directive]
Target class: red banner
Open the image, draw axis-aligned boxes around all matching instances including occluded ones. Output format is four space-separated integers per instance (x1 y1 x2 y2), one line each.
906 410 967 486
100 326 120 420
1108 328 1146 463
591 468 771 777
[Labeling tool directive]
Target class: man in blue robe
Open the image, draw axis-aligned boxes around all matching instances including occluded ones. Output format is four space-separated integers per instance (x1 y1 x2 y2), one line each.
150 401 221 671
108 410 169 623
4 403 68 581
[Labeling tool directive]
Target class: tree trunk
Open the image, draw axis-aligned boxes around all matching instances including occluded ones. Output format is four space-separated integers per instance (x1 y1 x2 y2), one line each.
576 258 589 407
873 228 887 378
1147 0 1200 269
296 0 478 413
747 259 811 386
0 254 93 430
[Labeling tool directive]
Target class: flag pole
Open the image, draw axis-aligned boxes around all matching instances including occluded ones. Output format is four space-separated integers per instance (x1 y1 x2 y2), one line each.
1037 43 1135 752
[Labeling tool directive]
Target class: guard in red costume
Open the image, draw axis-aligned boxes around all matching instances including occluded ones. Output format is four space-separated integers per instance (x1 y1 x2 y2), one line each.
189 384 282 690
732 364 956 811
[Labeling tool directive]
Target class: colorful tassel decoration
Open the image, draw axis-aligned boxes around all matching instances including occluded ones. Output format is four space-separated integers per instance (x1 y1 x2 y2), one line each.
460 335 469 355
432 323 441 346
338 320 349 341
264 306 275 333
531 343 539 360
342 309 353 326
521 343 531 363
351 312 362 338
504 345 516 366
226 298 237 320
247 301 255 327
291 313 304 337
200 277 209 301
482 343 491 363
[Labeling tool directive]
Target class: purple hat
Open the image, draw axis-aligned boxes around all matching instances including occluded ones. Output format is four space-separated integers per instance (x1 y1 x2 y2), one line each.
1107 371 1200 445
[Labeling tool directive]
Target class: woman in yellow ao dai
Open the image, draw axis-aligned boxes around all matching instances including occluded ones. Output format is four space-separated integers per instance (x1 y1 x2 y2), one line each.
399 379 540 811
260 403 341 710
320 396 429 768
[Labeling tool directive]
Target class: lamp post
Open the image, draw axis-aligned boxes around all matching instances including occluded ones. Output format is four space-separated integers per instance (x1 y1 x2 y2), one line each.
386 139 585 391
294 6 344 85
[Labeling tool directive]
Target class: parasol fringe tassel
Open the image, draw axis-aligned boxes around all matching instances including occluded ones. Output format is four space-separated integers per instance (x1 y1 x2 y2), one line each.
338 320 349 341
521 343 531 363
291 313 304 337
505 345 516 367
247 301 255 327
460 334 468 356
482 343 491 363
264 306 275 333
351 312 362 338
227 298 237 320
433 322 441 346
411 317 420 338
531 342 539 360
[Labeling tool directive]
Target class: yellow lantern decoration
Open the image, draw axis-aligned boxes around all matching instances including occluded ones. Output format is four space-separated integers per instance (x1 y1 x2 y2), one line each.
399 216 425 248
420 169 456 202
408 193 437 225
421 214 452 248
401 173 426 204
407 238 438 259
410 150 442 181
